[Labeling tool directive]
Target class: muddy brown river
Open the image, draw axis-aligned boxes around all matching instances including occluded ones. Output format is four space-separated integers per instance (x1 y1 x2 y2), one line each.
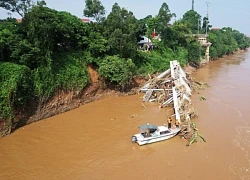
1 50 250 180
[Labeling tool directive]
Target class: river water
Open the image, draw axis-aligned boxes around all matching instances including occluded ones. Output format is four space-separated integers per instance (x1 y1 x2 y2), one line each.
0 50 250 180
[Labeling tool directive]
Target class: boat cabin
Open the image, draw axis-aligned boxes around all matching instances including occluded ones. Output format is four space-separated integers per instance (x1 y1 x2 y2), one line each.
139 124 157 137
139 124 171 138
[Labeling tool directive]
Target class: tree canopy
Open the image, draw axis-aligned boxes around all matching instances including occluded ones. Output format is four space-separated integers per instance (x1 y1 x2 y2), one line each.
181 10 201 34
157 2 176 33
0 0 46 17
83 0 105 22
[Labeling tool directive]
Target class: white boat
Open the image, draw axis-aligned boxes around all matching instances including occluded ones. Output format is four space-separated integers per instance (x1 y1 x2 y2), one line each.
131 124 181 145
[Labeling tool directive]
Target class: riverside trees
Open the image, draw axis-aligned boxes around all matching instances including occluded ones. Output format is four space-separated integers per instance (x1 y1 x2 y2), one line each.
83 0 105 22
0 0 46 17
0 1 250 131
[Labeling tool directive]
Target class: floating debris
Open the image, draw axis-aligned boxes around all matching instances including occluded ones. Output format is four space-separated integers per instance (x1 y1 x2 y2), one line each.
188 76 210 91
200 96 207 101
179 122 206 146
130 114 136 118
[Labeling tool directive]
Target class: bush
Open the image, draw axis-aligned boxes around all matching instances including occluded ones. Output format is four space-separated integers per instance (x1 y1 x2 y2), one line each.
54 52 89 91
0 62 32 119
32 52 90 101
98 55 135 85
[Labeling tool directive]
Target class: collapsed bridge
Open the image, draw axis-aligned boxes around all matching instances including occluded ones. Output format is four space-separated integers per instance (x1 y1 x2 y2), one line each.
139 60 206 145
140 60 195 124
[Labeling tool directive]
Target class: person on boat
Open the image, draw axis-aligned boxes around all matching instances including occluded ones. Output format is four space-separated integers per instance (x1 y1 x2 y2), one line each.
167 117 172 129
175 120 180 128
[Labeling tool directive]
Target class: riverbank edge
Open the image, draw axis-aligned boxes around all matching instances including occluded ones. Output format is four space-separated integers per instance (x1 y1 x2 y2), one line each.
0 68 150 136
0 49 246 136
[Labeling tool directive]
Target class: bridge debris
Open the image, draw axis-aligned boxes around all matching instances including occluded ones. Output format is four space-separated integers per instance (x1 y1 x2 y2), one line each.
179 122 206 146
139 60 206 145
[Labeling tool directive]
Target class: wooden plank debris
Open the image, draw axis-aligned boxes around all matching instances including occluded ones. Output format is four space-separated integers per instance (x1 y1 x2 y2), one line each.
140 69 171 91
140 60 193 125
143 89 154 102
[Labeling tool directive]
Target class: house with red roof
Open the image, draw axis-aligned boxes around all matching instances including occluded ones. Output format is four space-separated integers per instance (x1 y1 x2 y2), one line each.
81 18 90 23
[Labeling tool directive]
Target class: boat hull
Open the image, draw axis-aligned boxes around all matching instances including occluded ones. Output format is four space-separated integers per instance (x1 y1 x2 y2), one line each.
133 128 180 146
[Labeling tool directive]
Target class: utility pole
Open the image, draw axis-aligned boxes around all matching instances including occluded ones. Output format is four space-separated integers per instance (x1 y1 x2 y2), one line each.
206 2 210 35
206 2 210 19
192 0 194 10
198 18 199 35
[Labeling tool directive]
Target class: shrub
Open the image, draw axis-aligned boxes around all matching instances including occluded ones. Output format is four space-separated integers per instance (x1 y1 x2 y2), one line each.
98 55 135 85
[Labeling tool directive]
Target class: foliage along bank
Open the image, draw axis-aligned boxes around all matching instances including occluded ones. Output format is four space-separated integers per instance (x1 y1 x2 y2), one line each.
0 0 250 134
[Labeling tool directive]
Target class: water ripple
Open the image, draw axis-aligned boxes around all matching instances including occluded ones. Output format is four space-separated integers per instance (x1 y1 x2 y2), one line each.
209 96 250 179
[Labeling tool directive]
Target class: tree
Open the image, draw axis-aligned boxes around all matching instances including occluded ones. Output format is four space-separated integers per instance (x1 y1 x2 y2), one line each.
0 0 46 17
87 31 108 58
207 27 250 59
201 17 212 34
186 40 201 63
83 0 105 22
157 2 176 33
0 18 20 62
155 2 176 50
143 16 160 38
167 20 192 48
0 62 32 119
19 6 90 68
103 3 139 59
181 10 201 34
98 55 135 86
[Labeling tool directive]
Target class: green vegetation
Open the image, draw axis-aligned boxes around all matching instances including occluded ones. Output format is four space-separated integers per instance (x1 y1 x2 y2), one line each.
0 0 250 126
0 62 32 122
98 55 135 85
208 27 250 59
